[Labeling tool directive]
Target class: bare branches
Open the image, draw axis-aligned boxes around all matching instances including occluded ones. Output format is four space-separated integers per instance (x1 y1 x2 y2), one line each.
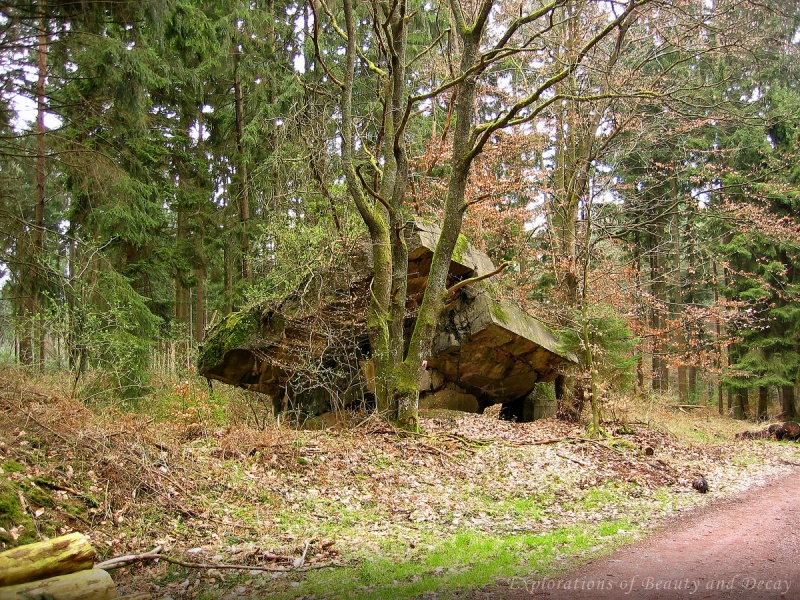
446 262 510 297
356 164 392 214
407 27 449 69
309 1 344 89
340 0 382 235
469 0 644 159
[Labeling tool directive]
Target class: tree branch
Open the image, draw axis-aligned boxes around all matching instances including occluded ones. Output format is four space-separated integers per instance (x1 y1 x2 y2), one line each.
310 1 344 88
356 164 393 214
446 262 510 297
94 547 336 573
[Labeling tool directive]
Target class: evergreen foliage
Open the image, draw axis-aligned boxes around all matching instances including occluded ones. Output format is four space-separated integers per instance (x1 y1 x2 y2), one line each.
0 0 797 420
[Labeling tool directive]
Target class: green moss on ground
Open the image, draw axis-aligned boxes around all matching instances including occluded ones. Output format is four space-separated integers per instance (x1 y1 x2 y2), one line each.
0 481 39 545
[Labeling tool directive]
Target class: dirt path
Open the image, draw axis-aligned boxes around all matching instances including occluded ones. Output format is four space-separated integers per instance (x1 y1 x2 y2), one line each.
467 468 800 599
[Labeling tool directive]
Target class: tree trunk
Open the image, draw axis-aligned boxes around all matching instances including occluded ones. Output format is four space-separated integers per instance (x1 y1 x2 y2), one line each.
32 15 48 368
677 366 688 403
16 304 33 366
713 261 725 414
757 386 768 421
633 232 644 397
18 14 49 368
650 229 669 392
732 387 748 420
195 264 205 343
174 206 190 328
0 533 94 587
0 569 114 600
223 239 233 314
394 11 487 428
782 385 796 419
233 50 250 284
670 192 686 402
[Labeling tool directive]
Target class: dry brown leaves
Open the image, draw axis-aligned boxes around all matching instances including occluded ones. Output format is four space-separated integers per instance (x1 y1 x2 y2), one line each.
2 369 800 598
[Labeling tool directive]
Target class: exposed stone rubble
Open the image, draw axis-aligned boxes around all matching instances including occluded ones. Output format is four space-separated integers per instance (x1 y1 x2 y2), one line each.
199 221 576 421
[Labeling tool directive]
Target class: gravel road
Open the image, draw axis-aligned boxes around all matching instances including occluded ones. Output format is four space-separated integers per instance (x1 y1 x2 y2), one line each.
467 468 800 599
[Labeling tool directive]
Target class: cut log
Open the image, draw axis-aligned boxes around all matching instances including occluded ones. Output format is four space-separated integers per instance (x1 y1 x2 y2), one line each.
779 421 800 441
0 569 115 600
0 532 95 587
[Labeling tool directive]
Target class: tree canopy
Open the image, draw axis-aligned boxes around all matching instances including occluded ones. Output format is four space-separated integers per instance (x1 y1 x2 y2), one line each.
0 0 798 425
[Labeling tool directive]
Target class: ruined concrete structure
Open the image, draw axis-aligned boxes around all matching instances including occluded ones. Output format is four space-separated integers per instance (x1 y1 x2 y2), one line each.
198 222 576 421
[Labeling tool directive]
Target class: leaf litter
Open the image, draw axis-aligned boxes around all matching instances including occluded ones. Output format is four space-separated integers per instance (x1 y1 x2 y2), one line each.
1 370 799 599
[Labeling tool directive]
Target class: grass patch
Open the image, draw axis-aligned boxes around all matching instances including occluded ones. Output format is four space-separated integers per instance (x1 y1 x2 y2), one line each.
268 521 633 600
628 393 743 444
568 482 629 512
2 460 25 473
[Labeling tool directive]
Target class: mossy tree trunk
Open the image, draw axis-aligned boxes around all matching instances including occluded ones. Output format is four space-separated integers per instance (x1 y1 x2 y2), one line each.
0 569 115 600
340 0 487 428
335 0 642 428
0 533 95 587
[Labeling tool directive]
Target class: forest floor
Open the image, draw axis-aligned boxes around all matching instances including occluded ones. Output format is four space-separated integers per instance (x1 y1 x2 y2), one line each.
2 368 800 599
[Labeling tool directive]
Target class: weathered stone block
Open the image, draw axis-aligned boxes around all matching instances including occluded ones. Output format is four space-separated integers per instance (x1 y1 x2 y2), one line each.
199 221 577 418
420 389 480 413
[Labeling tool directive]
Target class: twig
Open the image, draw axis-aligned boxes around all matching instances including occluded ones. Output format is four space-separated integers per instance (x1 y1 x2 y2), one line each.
439 433 489 449
355 164 392 213
293 540 311 568
19 407 74 445
578 438 626 457
95 548 338 573
415 441 460 462
530 437 572 445
262 552 294 563
556 452 589 467
16 490 28 513
95 545 164 570
446 262 510 297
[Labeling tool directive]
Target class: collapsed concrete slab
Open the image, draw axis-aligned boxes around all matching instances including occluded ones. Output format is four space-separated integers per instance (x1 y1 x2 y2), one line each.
198 221 577 421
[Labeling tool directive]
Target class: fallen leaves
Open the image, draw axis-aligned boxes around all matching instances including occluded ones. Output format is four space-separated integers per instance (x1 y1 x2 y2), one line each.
2 371 800 599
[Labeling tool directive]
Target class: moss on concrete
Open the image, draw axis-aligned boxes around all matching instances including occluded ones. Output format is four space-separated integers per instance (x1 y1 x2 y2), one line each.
490 302 509 324
452 234 470 263
198 311 259 370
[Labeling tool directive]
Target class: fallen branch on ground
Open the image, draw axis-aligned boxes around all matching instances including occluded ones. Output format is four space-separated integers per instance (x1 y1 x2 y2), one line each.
94 545 339 573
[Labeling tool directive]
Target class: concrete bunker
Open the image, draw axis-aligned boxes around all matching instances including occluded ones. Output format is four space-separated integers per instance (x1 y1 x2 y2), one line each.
198 222 577 422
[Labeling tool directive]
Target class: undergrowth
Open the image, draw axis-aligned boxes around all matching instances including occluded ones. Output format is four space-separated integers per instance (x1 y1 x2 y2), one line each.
1 368 799 599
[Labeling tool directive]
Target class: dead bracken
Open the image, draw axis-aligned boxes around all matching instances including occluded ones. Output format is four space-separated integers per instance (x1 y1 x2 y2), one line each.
2 369 800 598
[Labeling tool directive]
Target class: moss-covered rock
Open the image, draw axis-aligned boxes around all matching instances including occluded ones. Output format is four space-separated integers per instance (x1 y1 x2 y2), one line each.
198 311 259 373
452 233 469 263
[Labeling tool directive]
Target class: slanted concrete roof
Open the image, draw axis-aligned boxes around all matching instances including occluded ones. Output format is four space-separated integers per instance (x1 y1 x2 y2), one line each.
199 222 576 413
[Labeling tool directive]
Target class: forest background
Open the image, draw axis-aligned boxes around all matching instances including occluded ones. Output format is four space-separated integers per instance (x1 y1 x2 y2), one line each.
1 0 799 426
